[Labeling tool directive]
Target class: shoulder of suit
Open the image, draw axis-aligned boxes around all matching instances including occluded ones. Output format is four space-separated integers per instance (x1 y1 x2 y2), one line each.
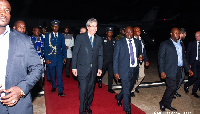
10 29 30 40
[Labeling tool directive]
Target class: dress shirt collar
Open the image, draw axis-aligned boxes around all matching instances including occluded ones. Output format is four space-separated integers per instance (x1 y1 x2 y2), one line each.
0 25 10 38
134 36 141 40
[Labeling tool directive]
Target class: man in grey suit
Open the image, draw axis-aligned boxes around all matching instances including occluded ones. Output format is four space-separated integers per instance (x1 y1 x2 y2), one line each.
72 18 103 114
0 0 43 114
158 28 193 112
113 26 143 114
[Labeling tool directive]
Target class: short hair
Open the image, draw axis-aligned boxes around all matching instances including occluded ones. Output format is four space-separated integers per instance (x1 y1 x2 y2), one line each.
179 28 186 34
14 20 25 27
86 18 97 27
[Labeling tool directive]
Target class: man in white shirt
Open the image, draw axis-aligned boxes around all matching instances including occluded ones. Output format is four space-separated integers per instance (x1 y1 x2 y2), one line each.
0 0 43 113
113 26 143 114
64 27 74 78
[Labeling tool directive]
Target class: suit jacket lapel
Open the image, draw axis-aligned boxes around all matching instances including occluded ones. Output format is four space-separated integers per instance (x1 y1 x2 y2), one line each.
93 34 97 48
85 33 92 49
169 39 177 53
122 38 129 55
6 31 17 76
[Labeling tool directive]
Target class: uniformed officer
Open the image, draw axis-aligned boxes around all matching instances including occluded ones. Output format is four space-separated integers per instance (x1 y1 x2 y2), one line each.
98 27 116 94
44 20 67 97
115 27 125 40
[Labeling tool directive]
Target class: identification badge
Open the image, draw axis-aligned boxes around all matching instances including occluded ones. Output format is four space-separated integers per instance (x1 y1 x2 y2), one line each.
104 40 107 42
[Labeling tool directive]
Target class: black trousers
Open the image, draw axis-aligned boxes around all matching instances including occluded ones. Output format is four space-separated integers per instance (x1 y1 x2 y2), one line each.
65 58 72 76
78 69 96 114
185 61 200 93
160 67 182 107
101 61 114 89
116 67 138 112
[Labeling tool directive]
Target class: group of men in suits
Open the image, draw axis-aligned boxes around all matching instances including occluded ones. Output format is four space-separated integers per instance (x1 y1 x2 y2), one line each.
72 18 146 113
158 27 200 112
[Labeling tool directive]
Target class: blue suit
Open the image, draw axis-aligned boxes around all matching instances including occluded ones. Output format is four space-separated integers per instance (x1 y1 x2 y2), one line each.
44 32 67 93
0 29 43 114
113 37 142 112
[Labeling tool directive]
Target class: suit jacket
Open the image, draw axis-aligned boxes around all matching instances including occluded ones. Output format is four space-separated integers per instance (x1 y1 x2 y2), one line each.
72 32 103 76
113 37 142 80
186 40 198 67
158 39 190 78
0 29 43 114
44 32 67 66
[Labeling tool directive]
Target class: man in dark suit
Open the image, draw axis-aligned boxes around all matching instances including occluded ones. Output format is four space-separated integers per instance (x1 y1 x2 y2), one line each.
44 20 67 97
0 0 43 113
113 26 143 114
158 28 193 112
184 31 200 98
72 18 103 114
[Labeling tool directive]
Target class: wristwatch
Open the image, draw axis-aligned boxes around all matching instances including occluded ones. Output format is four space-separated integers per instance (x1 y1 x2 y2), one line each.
20 90 25 97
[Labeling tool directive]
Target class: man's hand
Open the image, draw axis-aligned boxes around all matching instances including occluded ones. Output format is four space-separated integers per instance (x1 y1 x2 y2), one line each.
97 69 102 76
114 73 120 82
188 70 194 77
160 72 166 79
145 62 150 67
66 46 69 50
63 59 66 64
46 60 51 64
139 55 143 61
72 69 77 77
0 86 23 106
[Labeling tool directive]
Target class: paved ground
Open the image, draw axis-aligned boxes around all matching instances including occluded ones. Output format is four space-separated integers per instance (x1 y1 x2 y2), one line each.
33 50 200 114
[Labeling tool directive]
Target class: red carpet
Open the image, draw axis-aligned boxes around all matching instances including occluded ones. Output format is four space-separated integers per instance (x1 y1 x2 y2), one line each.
44 69 145 114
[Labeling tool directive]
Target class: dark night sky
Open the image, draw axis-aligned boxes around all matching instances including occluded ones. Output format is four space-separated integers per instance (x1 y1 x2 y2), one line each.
6 0 200 45
7 0 200 22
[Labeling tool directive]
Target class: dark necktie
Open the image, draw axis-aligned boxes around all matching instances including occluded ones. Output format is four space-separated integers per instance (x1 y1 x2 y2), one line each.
90 36 93 48
198 42 200 60
55 34 57 38
129 40 135 65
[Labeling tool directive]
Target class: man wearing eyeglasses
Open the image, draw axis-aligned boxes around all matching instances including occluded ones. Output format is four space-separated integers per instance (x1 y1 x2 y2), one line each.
72 18 103 114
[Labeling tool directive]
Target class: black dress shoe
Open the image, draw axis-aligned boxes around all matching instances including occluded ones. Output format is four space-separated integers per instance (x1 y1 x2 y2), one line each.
192 93 200 98
108 89 115 94
135 88 139 93
175 92 181 97
166 106 177 111
58 93 65 97
66 75 70 78
87 108 92 114
115 95 122 106
131 92 135 97
125 111 131 114
159 102 165 112
98 81 102 88
184 84 189 94
51 88 56 92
